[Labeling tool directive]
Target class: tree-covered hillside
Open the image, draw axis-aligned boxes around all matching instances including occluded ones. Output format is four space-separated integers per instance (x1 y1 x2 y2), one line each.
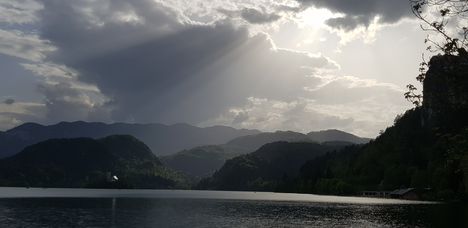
0 135 189 189
161 145 248 178
197 142 346 191
163 130 368 179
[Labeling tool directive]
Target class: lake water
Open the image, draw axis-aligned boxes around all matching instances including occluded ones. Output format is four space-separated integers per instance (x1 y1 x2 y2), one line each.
0 188 466 227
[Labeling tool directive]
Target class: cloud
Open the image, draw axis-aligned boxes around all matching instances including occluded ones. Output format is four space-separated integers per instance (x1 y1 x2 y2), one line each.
20 59 108 125
21 63 75 79
0 101 45 130
37 82 110 123
232 111 249 125
0 0 43 24
3 98 14 105
241 8 281 24
296 0 412 29
220 7 282 24
201 96 356 134
0 29 55 62
305 75 405 105
326 16 370 31
203 74 409 137
0 0 413 136
32 0 336 125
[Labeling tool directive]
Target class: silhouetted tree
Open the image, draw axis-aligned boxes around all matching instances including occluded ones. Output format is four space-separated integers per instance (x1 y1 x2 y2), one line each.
411 0 468 54
406 0 468 106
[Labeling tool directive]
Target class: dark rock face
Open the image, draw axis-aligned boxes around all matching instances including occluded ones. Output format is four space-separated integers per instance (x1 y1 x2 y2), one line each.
423 50 468 128
464 152 468 192
464 153 468 193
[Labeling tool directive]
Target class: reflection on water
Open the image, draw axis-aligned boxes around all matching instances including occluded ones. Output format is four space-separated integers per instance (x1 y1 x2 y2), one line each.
0 188 435 204
0 189 466 227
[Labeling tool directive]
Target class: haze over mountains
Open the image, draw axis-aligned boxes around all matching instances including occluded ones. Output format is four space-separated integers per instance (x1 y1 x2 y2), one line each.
0 121 371 185
198 141 347 191
0 121 259 158
225 130 371 152
162 130 370 178
0 122 370 160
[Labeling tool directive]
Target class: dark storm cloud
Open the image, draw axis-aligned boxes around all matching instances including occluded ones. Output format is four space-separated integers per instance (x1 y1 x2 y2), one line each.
219 8 281 24
326 16 370 31
37 83 100 122
297 0 412 29
240 8 281 24
0 111 42 124
3 98 15 105
36 0 334 124
232 112 249 125
39 0 183 64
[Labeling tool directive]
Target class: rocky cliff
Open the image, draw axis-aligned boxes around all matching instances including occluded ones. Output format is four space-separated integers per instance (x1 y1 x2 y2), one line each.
423 49 468 129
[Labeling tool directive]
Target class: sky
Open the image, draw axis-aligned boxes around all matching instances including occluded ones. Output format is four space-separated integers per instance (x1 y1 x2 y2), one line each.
0 0 430 137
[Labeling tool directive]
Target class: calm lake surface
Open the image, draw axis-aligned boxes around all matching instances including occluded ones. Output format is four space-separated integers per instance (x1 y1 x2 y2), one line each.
0 188 466 227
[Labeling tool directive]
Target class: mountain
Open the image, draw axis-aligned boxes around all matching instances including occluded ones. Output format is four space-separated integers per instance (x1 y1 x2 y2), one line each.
161 145 248 179
0 135 189 188
197 142 347 191
162 130 368 178
161 131 310 179
225 131 312 152
307 129 371 144
0 121 260 158
225 130 370 153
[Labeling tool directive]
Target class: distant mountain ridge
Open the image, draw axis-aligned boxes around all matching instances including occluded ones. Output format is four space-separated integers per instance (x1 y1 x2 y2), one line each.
307 129 371 144
225 129 370 152
0 121 260 158
162 129 370 178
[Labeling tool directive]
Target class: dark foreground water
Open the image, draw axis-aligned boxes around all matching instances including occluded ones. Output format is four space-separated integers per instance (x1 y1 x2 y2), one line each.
0 188 466 227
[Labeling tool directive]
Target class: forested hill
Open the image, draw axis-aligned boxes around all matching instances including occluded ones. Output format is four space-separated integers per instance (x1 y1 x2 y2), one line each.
197 142 347 191
0 135 189 189
161 129 367 179
160 144 249 179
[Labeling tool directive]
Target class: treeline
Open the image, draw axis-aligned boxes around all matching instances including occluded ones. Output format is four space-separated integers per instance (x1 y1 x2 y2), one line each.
0 135 191 189
285 108 467 200
199 107 467 200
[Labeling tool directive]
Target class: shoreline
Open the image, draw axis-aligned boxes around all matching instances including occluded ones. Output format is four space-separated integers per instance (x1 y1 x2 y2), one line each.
0 187 436 205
